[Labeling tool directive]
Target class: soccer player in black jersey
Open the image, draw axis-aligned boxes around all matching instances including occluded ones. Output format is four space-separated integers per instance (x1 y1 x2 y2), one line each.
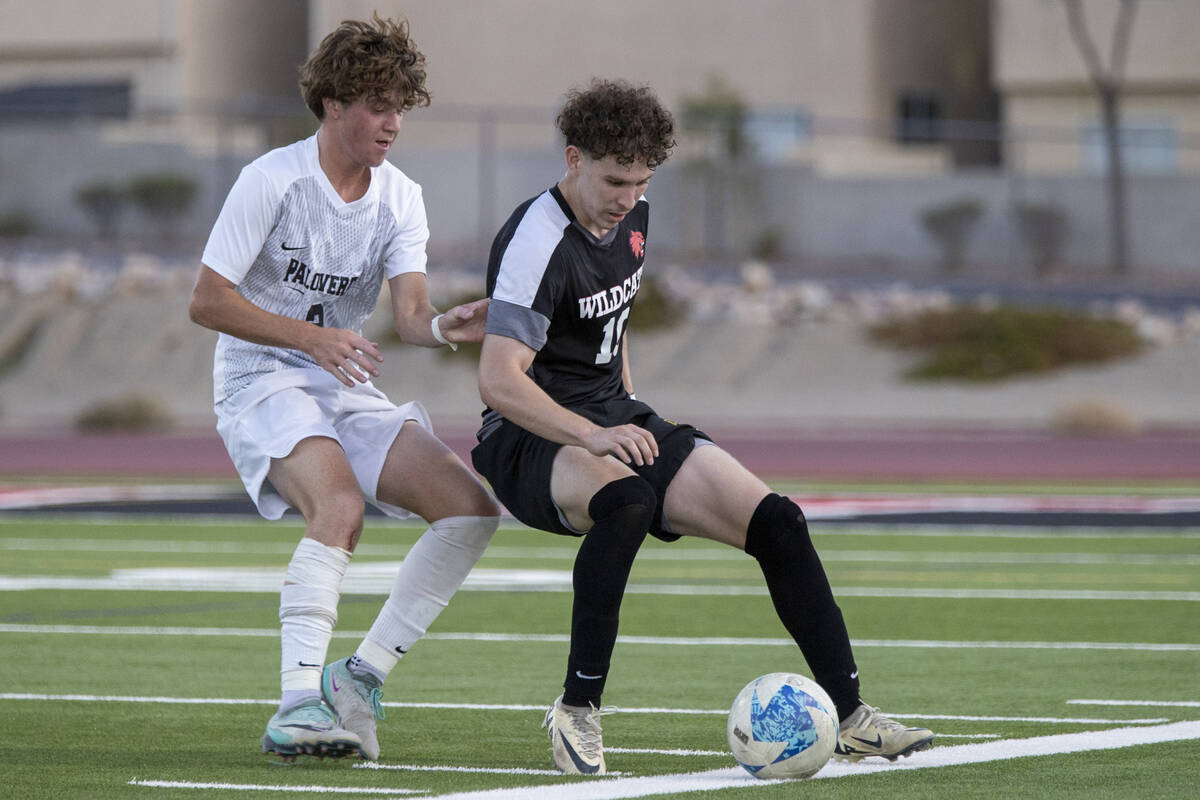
472 79 933 775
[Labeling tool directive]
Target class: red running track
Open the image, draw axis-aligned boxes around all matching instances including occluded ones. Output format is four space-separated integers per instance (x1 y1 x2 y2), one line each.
3 426 1199 482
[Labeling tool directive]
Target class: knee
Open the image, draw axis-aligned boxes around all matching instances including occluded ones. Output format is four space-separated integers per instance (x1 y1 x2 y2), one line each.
470 489 503 519
434 513 500 554
588 475 657 531
744 493 810 558
306 490 365 550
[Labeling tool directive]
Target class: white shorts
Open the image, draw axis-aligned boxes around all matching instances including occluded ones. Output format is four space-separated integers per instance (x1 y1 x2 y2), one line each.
215 368 432 520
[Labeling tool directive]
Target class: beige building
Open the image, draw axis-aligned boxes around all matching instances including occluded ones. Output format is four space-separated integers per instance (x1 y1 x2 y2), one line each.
0 0 306 114
4 0 1199 173
1 0 992 174
5 0 1200 270
994 0 1200 174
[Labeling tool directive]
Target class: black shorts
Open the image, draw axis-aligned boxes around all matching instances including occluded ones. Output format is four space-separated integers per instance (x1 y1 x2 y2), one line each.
471 398 711 542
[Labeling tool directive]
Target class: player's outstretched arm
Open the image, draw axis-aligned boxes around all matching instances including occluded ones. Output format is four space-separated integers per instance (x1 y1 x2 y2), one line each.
189 264 382 387
387 273 488 348
437 297 490 344
478 333 658 466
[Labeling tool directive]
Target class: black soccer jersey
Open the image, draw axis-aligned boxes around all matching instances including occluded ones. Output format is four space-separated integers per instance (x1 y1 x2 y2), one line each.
484 184 649 414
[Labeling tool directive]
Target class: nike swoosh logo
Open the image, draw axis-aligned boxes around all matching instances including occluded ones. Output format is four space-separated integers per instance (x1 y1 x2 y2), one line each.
298 661 320 667
852 734 883 748
575 671 604 680
558 731 601 774
281 242 307 250
330 674 340 693
850 671 859 679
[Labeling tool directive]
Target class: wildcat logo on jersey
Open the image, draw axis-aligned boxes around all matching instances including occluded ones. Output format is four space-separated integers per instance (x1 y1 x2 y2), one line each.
578 266 643 319
629 231 645 259
283 257 359 297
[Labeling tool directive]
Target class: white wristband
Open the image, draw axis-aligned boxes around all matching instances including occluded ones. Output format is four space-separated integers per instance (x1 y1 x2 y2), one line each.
431 314 457 350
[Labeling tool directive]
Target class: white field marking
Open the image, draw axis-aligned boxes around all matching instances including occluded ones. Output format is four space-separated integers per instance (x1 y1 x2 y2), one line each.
416 721 1200 800
606 748 728 756
0 694 1171 725
3 693 275 705
354 762 582 776
1068 699 1200 708
0 538 302 554
4 513 1198 539
128 779 422 795
929 733 1002 739
3 568 1198 601
6 536 1197 567
0 484 243 509
819 526 1200 540
3 624 1198 653
8 484 1200 515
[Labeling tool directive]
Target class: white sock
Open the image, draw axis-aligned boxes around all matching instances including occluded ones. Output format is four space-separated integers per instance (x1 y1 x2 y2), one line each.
357 515 497 679
279 537 351 706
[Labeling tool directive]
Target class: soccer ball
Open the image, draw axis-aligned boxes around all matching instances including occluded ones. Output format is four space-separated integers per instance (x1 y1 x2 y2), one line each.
726 672 838 780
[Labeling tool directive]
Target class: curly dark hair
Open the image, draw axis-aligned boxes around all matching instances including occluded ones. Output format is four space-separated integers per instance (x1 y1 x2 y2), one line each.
299 13 431 120
556 79 676 169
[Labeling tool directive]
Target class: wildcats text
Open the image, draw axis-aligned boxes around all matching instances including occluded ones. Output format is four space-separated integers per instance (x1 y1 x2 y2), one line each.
577 267 643 319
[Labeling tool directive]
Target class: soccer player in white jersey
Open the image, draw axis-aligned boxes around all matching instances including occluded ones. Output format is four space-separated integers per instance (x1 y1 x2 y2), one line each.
472 80 933 774
189 15 500 761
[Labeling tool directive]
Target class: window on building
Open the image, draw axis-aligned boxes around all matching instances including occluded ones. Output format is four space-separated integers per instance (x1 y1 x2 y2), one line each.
0 82 131 120
896 92 941 144
1082 120 1178 175
743 109 813 162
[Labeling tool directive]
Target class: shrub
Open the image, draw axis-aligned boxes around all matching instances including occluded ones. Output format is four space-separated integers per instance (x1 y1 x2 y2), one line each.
1013 201 1069 276
868 305 1144 381
1051 398 1141 437
919 197 983 272
76 180 129 239
0 210 34 239
127 172 198 238
75 392 175 432
628 274 683 332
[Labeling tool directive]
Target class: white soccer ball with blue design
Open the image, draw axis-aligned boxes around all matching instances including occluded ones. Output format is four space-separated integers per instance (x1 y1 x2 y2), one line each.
726 672 838 779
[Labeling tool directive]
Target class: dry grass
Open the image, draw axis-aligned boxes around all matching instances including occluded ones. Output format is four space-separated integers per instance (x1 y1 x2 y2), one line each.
1050 397 1143 437
868 305 1145 381
74 392 175 432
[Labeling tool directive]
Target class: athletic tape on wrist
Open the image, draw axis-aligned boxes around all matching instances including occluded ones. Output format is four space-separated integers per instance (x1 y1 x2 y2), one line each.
431 314 458 350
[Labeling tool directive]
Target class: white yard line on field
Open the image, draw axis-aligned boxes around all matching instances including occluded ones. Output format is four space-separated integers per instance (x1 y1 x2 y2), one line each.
6 536 1198 566
3 623 1198 653
128 780 423 795
2 569 1198 601
412 722 1200 800
355 763 570 776
1068 699 1200 708
0 693 1174 726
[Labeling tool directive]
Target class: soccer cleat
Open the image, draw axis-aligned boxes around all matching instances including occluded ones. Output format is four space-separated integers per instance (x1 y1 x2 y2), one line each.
322 657 385 761
833 702 934 762
261 697 363 760
542 694 614 775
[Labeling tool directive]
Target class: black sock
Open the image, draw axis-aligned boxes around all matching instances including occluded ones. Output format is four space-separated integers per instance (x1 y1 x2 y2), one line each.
744 493 861 720
562 476 656 707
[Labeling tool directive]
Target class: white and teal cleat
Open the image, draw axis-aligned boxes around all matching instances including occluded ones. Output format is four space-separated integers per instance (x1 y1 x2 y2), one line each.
322 657 385 761
261 697 362 761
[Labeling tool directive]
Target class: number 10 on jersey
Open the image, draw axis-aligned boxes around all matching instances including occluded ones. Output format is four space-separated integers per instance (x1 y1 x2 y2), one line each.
594 307 631 365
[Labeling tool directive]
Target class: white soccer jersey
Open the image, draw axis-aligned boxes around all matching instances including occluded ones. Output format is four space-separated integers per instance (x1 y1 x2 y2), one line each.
201 134 429 403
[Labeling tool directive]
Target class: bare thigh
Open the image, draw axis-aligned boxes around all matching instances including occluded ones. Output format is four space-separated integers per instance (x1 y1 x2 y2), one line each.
267 435 365 550
661 444 772 549
376 420 500 523
549 445 637 532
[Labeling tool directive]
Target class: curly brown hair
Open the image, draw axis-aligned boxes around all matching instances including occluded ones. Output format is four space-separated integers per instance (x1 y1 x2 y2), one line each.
556 79 676 169
299 13 431 120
